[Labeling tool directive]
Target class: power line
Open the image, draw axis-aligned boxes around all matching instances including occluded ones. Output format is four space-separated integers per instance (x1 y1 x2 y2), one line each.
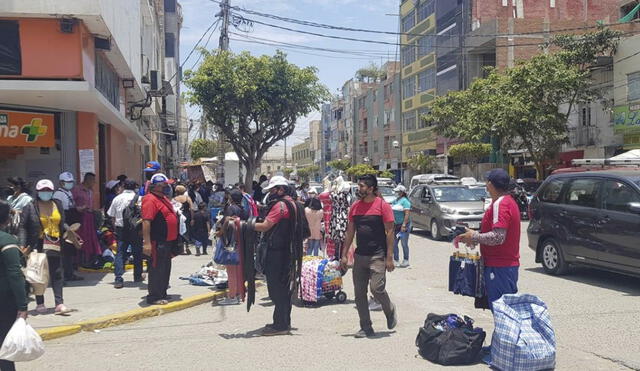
169 18 221 87
216 0 640 39
230 37 389 60
231 32 394 55
189 21 221 70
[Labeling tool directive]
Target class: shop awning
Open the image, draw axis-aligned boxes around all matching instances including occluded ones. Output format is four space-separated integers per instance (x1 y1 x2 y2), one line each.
610 149 640 160
0 80 149 145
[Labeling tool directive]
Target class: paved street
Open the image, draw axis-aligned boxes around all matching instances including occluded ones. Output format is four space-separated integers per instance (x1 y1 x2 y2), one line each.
22 222 640 370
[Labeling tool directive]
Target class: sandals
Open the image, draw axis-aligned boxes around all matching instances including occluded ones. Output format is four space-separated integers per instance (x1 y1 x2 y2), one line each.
151 299 169 305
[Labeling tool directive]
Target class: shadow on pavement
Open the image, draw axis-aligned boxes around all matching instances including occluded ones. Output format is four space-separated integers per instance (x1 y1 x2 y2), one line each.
136 294 183 307
64 271 109 287
340 330 396 339
218 327 300 339
525 266 640 296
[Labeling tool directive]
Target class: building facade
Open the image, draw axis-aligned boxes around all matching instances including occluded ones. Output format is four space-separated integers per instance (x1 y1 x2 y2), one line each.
613 33 640 153
292 138 313 171
0 0 181 207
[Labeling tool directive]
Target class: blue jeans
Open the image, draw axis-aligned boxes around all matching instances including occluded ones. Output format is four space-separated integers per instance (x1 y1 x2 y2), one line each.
393 224 410 262
307 239 321 256
114 227 143 283
484 266 519 310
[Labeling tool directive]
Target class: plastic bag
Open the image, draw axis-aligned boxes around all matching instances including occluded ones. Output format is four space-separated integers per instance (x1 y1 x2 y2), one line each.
0 318 45 362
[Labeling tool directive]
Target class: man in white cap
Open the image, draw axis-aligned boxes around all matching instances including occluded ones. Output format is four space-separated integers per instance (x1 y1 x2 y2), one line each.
252 175 305 336
53 172 83 282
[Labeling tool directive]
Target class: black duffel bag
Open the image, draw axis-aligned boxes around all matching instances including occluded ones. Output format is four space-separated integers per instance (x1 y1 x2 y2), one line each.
415 313 486 366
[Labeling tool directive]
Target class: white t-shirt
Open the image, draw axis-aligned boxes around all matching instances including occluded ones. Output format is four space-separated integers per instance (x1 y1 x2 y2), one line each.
107 190 137 227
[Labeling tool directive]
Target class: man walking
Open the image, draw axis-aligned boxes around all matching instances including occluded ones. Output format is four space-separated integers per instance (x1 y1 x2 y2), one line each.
53 171 83 282
253 176 304 336
341 174 397 338
107 180 143 289
141 173 178 305
460 168 520 308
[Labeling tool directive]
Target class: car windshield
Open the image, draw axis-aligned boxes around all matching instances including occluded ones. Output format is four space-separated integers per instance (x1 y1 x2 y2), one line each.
432 187 478 202
379 187 395 196
468 187 488 200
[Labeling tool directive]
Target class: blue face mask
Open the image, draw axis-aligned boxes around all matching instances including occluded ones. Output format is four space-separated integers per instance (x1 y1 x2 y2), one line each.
38 191 54 201
63 182 74 190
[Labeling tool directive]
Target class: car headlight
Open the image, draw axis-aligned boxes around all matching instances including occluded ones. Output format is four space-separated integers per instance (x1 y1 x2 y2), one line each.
440 206 456 215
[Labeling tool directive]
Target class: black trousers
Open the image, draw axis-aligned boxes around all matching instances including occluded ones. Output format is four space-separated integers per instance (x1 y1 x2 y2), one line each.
265 249 291 331
61 241 77 280
36 253 64 306
146 242 173 304
0 298 17 371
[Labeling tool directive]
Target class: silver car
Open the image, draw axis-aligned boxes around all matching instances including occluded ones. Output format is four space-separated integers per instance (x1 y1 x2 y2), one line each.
409 184 486 240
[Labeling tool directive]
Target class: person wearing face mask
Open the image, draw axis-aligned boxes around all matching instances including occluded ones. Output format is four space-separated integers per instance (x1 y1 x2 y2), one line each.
5 177 33 235
391 185 412 268
19 179 72 315
53 172 83 282
141 173 179 305
72 172 102 264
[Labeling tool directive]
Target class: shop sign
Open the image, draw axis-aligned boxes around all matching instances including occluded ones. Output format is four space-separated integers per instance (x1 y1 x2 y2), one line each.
613 104 640 134
0 110 55 147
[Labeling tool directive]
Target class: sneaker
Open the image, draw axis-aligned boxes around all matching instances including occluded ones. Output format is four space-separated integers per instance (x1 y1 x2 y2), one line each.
261 326 290 336
218 297 240 305
400 260 410 268
36 304 47 314
114 281 124 289
354 328 375 338
368 297 382 311
393 261 400 268
386 304 398 330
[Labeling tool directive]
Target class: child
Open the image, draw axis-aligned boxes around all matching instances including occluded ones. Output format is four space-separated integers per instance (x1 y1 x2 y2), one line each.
305 198 323 256
192 202 211 256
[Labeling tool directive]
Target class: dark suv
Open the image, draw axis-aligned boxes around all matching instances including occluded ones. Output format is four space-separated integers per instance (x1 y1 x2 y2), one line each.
528 171 640 276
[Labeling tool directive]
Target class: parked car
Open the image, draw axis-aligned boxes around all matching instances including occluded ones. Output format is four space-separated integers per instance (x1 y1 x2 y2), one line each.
378 186 396 204
467 184 491 211
409 174 460 191
409 184 485 240
377 177 397 187
528 170 640 277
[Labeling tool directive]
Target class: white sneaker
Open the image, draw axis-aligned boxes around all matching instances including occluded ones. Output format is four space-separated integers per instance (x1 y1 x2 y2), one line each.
400 260 410 268
394 261 400 268
368 298 382 311
218 297 240 306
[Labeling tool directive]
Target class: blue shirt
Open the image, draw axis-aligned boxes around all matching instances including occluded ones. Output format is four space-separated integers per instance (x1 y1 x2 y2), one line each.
391 197 411 225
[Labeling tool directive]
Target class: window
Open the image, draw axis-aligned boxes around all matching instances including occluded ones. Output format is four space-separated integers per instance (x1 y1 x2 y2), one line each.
164 0 176 12
417 107 431 129
417 35 434 58
402 45 416 67
404 111 416 131
628 71 640 102
602 180 640 213
402 10 415 32
580 104 591 127
374 140 379 153
563 178 601 208
165 33 175 57
410 186 423 198
0 21 21 75
418 68 435 93
539 179 566 203
417 0 435 22
403 77 416 99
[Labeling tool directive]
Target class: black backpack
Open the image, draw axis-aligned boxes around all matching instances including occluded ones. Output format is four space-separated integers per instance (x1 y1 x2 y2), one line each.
415 313 486 366
122 194 142 243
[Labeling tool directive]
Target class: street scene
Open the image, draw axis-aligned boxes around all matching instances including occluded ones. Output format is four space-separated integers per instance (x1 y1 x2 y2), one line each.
1 0 640 371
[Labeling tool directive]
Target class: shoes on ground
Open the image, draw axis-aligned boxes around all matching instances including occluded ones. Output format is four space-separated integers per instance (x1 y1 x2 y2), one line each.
218 297 240 305
368 296 382 311
114 281 124 289
393 261 400 268
261 326 290 336
35 304 47 314
386 304 398 330
354 328 375 338
54 304 72 315
400 260 410 268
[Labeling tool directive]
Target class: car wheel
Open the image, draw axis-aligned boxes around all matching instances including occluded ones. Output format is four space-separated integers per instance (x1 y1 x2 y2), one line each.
430 219 441 241
541 238 568 275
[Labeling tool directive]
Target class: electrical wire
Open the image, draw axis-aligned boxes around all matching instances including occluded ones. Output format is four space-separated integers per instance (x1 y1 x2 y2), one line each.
213 0 640 39
168 18 221 86
188 21 221 70
230 37 390 60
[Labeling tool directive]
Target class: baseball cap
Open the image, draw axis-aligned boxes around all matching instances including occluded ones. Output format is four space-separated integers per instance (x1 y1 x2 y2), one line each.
105 180 120 190
263 175 289 191
486 168 511 191
150 173 169 184
393 185 406 193
36 179 55 191
144 161 161 172
59 172 75 182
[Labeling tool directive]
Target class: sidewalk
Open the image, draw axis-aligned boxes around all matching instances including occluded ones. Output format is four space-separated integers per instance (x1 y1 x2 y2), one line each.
27 253 224 338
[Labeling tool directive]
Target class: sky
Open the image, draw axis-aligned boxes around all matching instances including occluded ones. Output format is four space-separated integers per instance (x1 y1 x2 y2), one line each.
179 0 400 145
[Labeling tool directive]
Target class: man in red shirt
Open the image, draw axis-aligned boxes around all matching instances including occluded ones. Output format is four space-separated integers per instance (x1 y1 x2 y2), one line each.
141 173 178 305
341 174 398 338
460 168 520 309
253 176 304 336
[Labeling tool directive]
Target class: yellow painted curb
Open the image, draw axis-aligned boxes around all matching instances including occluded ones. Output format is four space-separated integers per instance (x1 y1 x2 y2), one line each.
38 325 82 341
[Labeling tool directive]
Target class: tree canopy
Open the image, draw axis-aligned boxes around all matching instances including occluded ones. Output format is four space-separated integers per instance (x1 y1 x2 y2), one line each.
407 152 438 174
327 159 351 171
185 50 329 186
189 138 232 161
345 164 378 180
449 143 492 178
296 165 320 181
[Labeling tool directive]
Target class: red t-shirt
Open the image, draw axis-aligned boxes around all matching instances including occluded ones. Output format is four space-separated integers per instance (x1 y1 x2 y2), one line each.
142 193 178 242
266 200 291 224
480 195 521 267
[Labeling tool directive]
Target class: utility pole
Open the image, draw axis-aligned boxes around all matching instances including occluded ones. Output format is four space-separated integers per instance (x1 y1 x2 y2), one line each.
216 0 230 184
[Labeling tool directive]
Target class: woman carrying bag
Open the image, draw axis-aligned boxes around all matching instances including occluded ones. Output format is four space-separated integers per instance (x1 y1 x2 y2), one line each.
217 190 248 305
19 179 71 315
0 200 28 371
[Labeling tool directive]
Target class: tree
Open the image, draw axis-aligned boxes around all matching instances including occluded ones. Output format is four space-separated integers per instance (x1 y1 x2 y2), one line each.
407 152 438 174
327 159 351 171
185 50 329 187
283 167 295 178
356 63 385 83
378 170 394 178
426 28 621 179
345 164 378 180
297 165 319 181
448 143 492 178
189 138 232 161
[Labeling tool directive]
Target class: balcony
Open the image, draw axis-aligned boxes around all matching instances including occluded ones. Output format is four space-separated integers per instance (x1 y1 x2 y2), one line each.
569 126 597 147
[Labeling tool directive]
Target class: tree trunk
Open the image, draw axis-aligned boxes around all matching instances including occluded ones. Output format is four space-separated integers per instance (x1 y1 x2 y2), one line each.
244 160 256 191
534 161 545 181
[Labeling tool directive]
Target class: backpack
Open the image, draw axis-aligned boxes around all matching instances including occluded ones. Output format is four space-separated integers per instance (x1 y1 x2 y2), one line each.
121 194 142 243
242 193 259 218
416 313 486 366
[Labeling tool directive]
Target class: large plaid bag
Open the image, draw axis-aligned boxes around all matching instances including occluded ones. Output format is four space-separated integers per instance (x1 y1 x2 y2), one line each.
491 294 556 371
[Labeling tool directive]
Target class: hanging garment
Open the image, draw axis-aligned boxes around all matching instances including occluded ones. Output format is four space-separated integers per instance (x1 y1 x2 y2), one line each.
329 191 349 258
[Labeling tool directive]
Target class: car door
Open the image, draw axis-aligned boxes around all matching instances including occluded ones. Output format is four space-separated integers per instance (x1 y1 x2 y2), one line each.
558 177 603 261
595 179 640 271
409 185 427 228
